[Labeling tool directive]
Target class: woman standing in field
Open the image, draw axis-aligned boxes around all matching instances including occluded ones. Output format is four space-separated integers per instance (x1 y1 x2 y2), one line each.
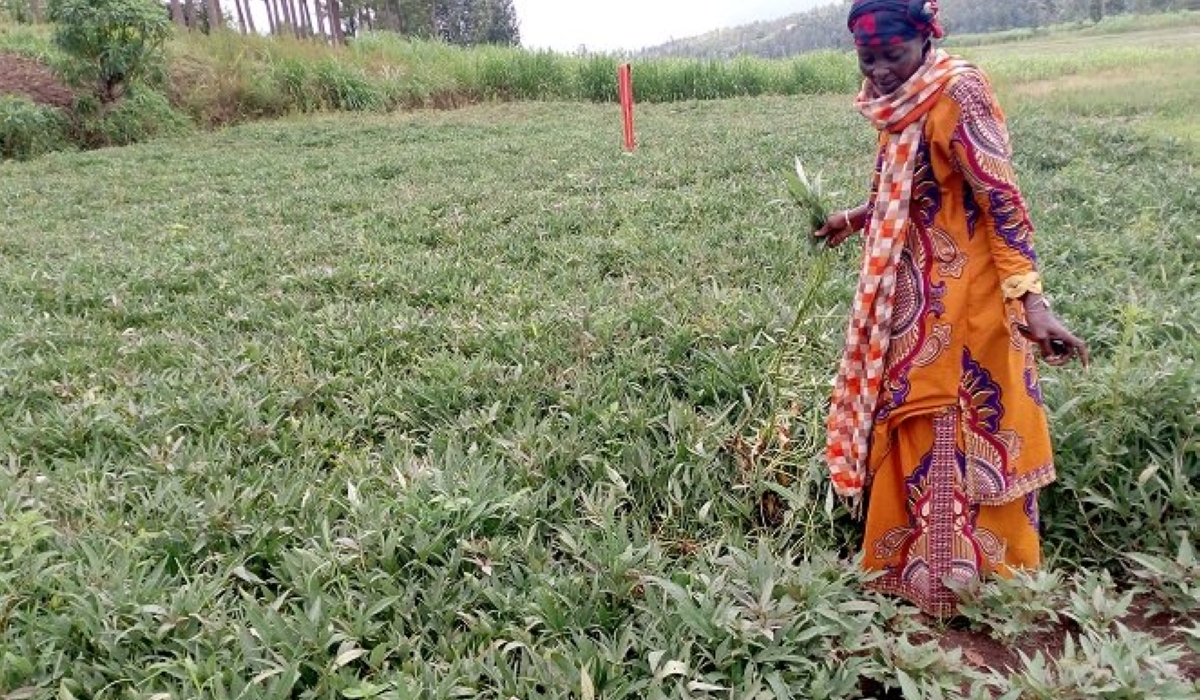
814 0 1089 617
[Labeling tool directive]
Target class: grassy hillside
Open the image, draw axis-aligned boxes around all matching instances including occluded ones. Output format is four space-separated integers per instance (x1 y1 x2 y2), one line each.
0 18 1197 700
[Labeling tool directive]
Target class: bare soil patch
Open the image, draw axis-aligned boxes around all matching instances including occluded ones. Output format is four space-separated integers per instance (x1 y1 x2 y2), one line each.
930 600 1199 686
0 52 74 109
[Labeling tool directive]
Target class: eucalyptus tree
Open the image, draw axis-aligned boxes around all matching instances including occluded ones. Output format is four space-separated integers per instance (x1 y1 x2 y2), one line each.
327 0 344 42
204 0 221 29
152 0 518 45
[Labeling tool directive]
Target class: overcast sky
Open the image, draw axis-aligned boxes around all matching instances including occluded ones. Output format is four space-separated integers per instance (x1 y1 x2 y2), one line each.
512 0 834 53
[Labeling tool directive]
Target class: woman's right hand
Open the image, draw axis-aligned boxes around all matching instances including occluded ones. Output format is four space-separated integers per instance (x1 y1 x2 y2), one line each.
1021 295 1090 368
814 207 861 248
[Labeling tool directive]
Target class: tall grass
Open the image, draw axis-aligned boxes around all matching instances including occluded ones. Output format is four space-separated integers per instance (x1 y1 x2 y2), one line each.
161 28 859 121
629 51 856 102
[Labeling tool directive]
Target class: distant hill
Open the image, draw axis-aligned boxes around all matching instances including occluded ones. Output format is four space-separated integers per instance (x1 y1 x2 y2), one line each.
637 1 849 59
635 0 1200 59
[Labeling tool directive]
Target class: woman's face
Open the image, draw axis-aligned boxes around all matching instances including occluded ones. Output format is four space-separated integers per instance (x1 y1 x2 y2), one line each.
856 36 927 95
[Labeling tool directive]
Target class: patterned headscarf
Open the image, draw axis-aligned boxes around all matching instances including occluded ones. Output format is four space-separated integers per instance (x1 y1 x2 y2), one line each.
848 0 945 47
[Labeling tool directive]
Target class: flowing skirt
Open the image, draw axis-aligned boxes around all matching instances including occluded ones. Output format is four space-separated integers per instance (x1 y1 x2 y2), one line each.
862 407 1043 617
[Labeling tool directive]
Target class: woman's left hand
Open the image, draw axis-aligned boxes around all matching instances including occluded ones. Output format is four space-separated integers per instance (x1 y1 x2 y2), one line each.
814 210 857 248
1021 295 1089 368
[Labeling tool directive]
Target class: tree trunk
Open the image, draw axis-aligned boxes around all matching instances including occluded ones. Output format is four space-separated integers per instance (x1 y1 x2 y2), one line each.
292 0 305 37
206 0 223 31
286 0 300 36
283 0 299 37
299 0 315 37
312 0 327 39
270 0 280 33
277 0 290 34
232 0 246 32
242 0 257 33
184 0 199 28
327 0 344 44
29 0 43 22
169 0 187 28
302 0 316 35
286 0 301 36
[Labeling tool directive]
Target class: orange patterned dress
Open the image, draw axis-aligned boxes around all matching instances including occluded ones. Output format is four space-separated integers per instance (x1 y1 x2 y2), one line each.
858 69 1053 617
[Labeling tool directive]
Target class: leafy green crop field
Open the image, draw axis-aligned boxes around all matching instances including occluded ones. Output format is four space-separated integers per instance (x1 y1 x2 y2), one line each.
1 25 1198 700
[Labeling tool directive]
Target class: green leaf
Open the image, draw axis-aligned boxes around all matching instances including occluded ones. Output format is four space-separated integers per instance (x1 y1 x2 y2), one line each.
1178 533 1195 566
343 682 391 699
896 669 921 699
581 663 595 700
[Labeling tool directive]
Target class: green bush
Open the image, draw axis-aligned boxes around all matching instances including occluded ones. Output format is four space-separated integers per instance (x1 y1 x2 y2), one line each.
0 95 70 160
76 89 192 147
47 0 171 102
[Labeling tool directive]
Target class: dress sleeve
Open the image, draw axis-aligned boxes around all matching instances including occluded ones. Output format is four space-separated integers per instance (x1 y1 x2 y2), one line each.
947 73 1041 299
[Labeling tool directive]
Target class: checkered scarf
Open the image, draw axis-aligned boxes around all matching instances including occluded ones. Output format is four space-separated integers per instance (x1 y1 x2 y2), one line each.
826 49 975 505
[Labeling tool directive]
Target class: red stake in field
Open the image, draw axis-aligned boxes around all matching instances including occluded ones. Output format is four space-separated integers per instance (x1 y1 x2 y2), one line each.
618 63 636 152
